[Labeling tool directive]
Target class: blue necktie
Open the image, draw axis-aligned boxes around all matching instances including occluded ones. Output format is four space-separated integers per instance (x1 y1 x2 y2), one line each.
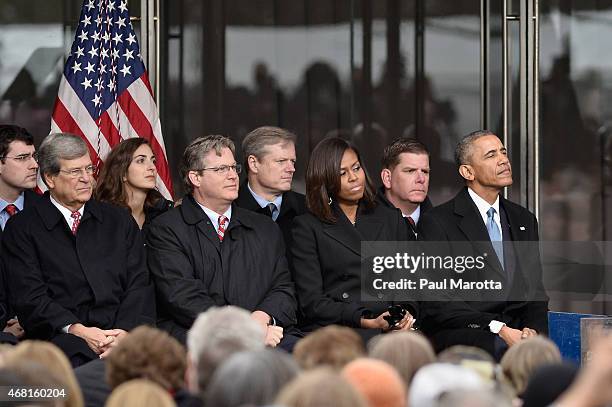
268 203 278 221
486 207 504 269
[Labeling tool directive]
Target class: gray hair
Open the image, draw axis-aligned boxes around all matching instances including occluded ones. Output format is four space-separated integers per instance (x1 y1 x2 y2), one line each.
179 135 235 192
38 133 89 186
186 306 265 393
454 130 496 166
204 349 300 407
242 126 296 173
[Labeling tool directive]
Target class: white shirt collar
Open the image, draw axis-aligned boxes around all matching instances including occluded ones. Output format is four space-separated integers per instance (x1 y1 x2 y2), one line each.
196 202 232 233
467 187 501 229
49 195 85 230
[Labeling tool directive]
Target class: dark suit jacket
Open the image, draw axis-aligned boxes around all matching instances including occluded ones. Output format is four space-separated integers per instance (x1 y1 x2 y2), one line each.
1 193 155 340
235 182 306 251
290 202 417 339
418 188 549 349
0 189 42 332
376 186 433 240
146 195 298 343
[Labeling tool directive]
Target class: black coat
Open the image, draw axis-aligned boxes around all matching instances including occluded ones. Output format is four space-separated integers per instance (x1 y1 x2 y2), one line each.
1 194 155 340
418 188 549 352
235 183 306 251
0 189 42 341
290 202 417 339
376 186 433 240
146 195 298 343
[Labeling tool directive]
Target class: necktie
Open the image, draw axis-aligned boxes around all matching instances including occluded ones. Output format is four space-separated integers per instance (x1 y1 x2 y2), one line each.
407 216 416 228
5 204 18 217
486 207 504 268
218 215 228 242
71 211 81 235
268 203 278 221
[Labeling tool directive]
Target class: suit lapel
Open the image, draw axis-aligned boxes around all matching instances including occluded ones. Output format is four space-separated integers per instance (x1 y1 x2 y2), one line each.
454 189 506 277
182 195 222 254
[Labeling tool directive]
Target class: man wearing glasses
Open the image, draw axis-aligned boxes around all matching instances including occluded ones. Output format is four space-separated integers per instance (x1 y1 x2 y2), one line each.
1 133 155 366
147 135 300 350
0 125 41 344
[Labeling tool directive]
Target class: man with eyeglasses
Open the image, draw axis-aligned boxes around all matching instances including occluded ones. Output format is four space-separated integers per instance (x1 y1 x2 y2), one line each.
0 125 42 344
1 133 155 366
235 126 306 252
147 135 300 350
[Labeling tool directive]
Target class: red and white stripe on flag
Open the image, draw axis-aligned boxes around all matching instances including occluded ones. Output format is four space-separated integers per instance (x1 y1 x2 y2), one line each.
45 0 173 199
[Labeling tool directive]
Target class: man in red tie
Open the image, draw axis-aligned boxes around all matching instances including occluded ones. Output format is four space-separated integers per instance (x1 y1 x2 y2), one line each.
1 133 155 366
378 137 433 240
147 135 299 349
0 125 41 343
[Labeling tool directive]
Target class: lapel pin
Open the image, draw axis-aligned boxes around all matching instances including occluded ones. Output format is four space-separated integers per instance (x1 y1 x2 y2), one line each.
519 226 526 231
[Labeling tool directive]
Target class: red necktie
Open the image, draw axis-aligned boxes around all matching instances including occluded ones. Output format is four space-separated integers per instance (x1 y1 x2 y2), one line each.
407 216 416 228
218 215 228 242
5 204 18 217
71 211 81 235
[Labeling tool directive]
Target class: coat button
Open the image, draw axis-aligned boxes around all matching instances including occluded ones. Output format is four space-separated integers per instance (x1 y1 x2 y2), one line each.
377 293 384 299
342 292 349 299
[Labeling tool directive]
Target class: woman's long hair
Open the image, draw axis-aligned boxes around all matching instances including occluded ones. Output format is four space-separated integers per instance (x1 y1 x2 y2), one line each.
305 137 376 223
95 138 163 212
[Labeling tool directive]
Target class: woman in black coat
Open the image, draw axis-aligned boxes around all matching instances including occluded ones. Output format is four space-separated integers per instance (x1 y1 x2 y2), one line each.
95 138 173 236
290 137 417 342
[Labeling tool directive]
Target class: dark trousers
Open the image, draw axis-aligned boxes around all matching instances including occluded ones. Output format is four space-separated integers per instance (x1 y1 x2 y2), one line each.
429 328 508 361
51 333 98 368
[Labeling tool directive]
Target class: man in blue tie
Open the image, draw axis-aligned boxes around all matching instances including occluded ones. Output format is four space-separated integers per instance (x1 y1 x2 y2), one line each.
419 130 548 359
235 127 306 252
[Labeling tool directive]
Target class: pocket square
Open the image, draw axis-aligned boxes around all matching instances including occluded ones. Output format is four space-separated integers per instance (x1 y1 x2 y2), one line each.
519 226 526 231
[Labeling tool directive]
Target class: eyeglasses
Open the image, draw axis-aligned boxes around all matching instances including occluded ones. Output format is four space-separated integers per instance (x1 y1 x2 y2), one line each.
1 152 38 163
58 165 97 178
195 164 242 175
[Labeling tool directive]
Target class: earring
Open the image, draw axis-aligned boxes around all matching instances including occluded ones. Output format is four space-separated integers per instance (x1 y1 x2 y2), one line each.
328 197 333 205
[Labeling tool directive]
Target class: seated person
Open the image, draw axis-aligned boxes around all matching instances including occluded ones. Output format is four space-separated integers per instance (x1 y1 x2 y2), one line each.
147 135 299 349
1 133 155 366
0 124 42 343
290 137 416 343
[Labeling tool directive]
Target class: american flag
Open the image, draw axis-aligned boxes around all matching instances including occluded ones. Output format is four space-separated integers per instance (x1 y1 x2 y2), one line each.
48 0 173 199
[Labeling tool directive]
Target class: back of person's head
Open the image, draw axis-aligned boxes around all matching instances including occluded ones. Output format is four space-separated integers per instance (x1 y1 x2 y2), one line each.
5 360 68 406
341 357 406 407
204 348 299 407
276 367 368 407
409 363 485 407
293 325 365 370
105 326 186 392
369 331 435 387
6 340 83 407
521 362 579 407
437 345 496 383
105 379 176 407
500 336 562 396
186 306 265 394
436 389 512 407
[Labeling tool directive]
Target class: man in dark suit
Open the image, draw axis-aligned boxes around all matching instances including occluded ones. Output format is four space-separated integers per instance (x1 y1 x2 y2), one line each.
1 133 155 366
235 126 306 249
378 137 433 239
147 135 298 349
0 125 42 343
419 130 548 359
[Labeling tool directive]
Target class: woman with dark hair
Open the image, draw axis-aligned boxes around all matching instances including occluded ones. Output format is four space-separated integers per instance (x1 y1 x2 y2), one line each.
290 137 417 342
95 138 173 231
